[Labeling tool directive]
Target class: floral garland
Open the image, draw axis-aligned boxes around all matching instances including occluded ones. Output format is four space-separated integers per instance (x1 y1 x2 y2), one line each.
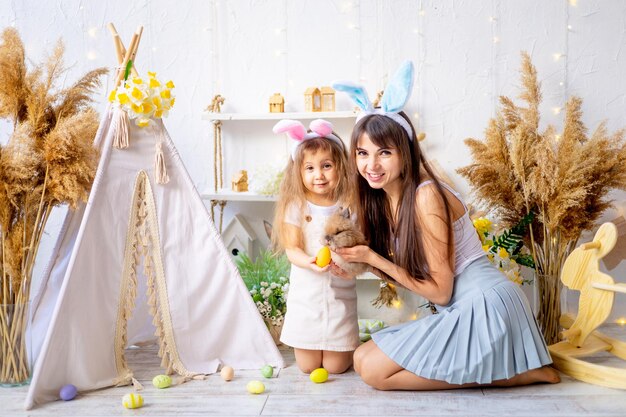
109 71 175 127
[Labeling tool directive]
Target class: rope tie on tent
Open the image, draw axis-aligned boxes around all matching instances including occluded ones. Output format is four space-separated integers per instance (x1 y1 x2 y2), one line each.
113 109 130 149
154 139 169 184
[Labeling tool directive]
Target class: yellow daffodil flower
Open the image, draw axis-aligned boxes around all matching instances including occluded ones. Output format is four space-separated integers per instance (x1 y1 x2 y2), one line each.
132 77 144 85
117 93 130 105
166 80 175 88
131 87 144 100
149 78 161 88
108 89 117 102
497 247 509 259
148 71 157 78
160 89 171 99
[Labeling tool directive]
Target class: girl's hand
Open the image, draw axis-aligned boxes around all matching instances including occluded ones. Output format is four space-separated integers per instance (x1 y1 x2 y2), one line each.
329 261 356 280
335 245 372 264
308 257 330 273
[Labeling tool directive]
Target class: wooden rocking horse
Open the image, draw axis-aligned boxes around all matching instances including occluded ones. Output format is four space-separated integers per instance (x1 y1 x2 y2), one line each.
548 222 626 389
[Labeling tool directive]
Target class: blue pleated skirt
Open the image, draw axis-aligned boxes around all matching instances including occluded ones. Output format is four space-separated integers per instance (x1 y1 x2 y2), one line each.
371 256 552 384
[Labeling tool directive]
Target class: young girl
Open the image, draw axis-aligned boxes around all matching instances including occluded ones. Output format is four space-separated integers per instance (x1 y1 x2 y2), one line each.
332 62 560 389
271 119 359 374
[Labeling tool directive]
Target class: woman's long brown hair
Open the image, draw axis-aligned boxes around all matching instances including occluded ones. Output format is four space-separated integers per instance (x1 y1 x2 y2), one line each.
348 113 454 282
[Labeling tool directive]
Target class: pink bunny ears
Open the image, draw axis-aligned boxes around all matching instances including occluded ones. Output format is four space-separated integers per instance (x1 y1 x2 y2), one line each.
273 119 344 159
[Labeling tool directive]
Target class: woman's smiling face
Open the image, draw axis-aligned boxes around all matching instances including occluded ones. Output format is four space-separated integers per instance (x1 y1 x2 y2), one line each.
355 132 402 194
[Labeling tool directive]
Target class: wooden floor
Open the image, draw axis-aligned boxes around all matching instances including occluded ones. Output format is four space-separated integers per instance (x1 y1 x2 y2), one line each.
2 325 626 416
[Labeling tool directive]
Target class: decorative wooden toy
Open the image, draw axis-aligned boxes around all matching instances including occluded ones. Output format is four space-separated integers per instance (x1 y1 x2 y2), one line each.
231 170 248 192
269 93 285 113
320 86 335 112
304 87 321 112
548 222 626 389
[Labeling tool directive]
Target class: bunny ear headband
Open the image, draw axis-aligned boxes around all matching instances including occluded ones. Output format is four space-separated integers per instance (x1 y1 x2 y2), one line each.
332 60 415 139
273 119 344 160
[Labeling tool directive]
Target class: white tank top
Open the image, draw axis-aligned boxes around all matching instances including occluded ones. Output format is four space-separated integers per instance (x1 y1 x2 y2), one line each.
417 181 485 275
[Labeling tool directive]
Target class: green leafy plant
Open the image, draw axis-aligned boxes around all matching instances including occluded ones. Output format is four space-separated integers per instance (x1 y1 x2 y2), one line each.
473 214 535 285
235 250 290 328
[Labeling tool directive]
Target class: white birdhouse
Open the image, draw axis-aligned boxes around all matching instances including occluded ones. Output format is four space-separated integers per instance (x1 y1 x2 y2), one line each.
221 214 257 258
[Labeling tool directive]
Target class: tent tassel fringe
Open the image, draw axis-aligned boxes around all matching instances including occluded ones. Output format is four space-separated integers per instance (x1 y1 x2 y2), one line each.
155 141 169 184
113 110 130 149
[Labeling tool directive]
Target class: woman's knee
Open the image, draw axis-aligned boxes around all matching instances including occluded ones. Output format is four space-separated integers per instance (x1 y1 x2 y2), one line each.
353 344 370 374
358 360 389 390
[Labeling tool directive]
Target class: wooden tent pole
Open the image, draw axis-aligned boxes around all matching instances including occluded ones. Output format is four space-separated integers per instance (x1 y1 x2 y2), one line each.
109 24 143 88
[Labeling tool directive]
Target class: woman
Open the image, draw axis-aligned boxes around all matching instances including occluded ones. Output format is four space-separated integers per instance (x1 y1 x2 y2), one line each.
332 109 560 390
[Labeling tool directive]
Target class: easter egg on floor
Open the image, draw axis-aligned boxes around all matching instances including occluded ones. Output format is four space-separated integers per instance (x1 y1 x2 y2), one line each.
59 384 77 401
309 368 328 383
152 374 172 389
220 366 234 381
246 380 265 394
260 365 274 378
316 246 332 267
122 393 144 409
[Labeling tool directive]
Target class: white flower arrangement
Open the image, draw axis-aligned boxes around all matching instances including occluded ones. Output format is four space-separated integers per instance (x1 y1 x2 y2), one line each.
249 163 284 196
109 71 175 127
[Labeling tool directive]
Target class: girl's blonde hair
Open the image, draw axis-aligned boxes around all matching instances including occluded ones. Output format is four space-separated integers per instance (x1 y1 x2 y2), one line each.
271 135 351 252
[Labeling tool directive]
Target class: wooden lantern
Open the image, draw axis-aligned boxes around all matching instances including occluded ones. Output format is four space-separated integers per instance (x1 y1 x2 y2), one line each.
231 170 249 192
320 86 335 112
304 87 321 112
269 93 284 113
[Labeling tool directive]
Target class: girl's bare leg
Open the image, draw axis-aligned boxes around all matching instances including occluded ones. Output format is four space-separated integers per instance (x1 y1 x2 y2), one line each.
322 350 353 374
294 348 322 373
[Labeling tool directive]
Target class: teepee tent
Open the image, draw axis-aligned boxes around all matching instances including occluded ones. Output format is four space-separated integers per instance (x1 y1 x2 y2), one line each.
25 26 283 409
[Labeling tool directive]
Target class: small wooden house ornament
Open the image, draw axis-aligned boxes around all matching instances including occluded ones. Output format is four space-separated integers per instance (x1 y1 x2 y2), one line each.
269 93 284 113
320 86 335 112
231 170 249 192
304 87 321 112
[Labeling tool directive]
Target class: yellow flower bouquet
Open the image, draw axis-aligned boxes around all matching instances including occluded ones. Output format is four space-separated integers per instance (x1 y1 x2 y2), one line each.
109 71 175 127
473 215 535 285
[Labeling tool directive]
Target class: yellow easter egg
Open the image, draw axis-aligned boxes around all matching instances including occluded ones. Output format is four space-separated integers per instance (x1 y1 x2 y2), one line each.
246 380 265 394
309 368 328 383
315 246 332 267
122 393 144 409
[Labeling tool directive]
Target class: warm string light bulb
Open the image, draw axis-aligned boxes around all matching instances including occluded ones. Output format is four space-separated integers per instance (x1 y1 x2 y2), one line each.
617 317 626 326
392 299 403 309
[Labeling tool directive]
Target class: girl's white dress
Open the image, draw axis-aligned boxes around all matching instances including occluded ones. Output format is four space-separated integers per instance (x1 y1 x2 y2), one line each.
279 201 360 351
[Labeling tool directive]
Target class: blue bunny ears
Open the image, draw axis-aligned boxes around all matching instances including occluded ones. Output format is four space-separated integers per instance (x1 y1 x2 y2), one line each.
332 60 415 139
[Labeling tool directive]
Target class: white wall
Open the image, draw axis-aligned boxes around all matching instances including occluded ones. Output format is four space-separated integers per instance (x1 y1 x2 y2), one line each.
2 0 625 321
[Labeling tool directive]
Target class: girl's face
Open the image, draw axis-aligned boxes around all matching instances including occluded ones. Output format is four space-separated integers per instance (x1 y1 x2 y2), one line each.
300 148 338 202
355 133 402 195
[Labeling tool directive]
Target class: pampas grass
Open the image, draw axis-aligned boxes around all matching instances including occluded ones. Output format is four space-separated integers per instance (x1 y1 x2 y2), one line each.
0 27 106 384
457 52 626 344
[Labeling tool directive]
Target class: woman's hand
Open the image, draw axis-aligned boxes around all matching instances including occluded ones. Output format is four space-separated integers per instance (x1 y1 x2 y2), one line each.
329 261 356 280
335 245 372 264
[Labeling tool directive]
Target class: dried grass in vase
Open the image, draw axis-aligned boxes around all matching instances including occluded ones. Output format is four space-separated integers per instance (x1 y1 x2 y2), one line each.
0 27 106 384
457 51 626 344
